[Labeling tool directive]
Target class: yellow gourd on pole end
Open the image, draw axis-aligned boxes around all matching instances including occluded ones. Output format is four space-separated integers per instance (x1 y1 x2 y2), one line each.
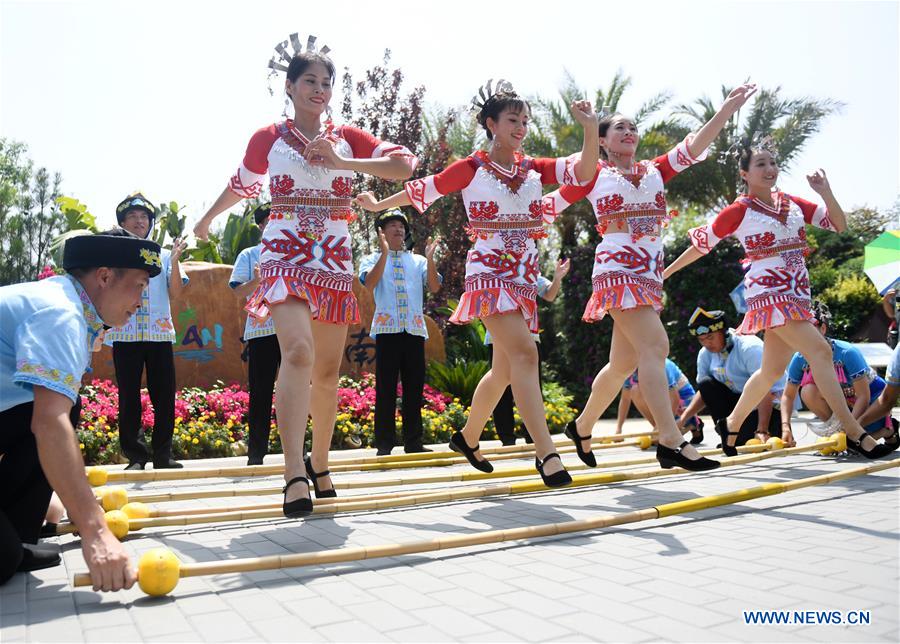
104 510 130 540
745 438 763 446
100 487 128 511
833 432 847 453
122 502 151 520
86 467 108 487
638 436 652 450
766 436 785 450
816 435 835 456
138 548 181 596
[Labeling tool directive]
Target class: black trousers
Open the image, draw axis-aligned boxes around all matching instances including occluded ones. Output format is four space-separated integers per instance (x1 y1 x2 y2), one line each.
374 332 426 451
112 341 176 464
488 343 542 444
1 399 81 584
697 378 781 445
247 334 280 462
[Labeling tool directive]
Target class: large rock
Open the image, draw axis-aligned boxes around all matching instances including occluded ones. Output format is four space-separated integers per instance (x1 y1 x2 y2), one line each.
89 261 445 388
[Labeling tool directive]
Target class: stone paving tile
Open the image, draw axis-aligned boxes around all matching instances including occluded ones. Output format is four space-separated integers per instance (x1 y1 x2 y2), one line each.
83 624 144 642
5 429 898 643
315 620 392 642
186 610 260 642
475 607 574 642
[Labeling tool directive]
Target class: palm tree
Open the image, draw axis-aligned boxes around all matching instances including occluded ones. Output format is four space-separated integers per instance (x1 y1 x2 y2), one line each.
673 86 842 209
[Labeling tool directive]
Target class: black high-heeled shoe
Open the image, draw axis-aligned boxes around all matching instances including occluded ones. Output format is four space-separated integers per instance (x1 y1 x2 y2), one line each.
449 432 493 473
656 441 720 471
846 433 895 460
535 453 572 487
689 418 705 445
282 476 313 518
305 455 337 499
564 420 597 467
715 418 739 457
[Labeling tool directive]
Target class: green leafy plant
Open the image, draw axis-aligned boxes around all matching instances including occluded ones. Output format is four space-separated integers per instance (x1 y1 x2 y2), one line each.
426 359 490 405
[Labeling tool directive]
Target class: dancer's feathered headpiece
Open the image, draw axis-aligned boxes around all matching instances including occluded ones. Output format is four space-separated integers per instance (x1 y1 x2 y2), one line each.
470 78 516 112
719 132 778 165
266 33 332 95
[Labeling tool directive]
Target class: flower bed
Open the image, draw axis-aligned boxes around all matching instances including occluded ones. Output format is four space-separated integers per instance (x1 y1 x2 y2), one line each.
76 374 577 465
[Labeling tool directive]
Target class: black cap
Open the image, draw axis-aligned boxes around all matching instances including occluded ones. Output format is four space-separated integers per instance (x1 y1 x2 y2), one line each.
63 230 163 278
688 308 727 336
375 210 411 234
115 192 156 226
253 203 272 226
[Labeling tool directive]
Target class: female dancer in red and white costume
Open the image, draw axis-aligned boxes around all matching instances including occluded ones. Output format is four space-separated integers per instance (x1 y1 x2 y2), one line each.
194 36 417 516
665 140 894 459
554 84 758 472
357 81 598 486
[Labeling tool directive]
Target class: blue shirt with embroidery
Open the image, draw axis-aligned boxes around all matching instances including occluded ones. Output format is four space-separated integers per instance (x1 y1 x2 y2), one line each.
697 331 785 394
104 247 188 344
1 274 105 410
359 250 439 339
229 245 276 340
624 358 695 403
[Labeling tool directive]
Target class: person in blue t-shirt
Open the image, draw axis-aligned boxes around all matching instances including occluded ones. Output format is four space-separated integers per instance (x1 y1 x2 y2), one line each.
616 358 704 443
781 301 896 446
229 204 279 466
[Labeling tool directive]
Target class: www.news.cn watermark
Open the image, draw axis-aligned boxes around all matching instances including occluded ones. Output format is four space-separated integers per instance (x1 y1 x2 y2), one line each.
743 610 872 626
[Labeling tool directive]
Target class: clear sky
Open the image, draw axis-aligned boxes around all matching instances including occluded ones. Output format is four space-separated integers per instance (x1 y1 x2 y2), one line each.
2 0 898 232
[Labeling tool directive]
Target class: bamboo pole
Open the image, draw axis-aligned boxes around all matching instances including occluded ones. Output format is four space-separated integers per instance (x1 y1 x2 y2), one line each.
63 441 825 535
72 458 900 594
122 443 770 504
94 435 653 485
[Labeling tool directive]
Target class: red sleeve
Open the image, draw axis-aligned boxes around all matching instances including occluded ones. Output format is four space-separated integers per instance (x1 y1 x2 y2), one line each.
532 157 559 185
710 201 747 239
433 158 478 194
242 124 279 175
652 154 678 184
557 172 597 205
788 194 820 224
338 125 380 159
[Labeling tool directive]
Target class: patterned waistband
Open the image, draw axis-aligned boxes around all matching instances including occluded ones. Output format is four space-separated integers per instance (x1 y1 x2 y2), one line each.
745 242 809 262
271 196 354 209
467 217 543 231
597 209 666 221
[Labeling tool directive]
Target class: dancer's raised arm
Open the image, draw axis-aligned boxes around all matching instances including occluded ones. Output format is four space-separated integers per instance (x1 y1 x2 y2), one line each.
805 169 846 232
686 83 757 158
570 100 600 183
663 246 704 280
354 189 411 213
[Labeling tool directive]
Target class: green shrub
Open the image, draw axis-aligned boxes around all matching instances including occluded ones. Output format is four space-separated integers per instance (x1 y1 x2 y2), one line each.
426 359 490 405
819 274 881 337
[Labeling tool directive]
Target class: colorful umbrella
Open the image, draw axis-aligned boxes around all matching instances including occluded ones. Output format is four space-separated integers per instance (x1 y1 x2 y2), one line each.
864 230 900 295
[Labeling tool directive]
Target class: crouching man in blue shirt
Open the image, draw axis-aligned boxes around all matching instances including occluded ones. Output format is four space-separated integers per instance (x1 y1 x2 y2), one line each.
677 308 784 447
359 211 441 456
0 230 161 589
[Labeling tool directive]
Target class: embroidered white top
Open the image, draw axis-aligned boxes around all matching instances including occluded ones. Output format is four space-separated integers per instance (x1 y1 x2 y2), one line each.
104 248 188 344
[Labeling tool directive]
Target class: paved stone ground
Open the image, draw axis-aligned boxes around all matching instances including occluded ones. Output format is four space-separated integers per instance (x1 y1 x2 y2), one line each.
1 416 898 643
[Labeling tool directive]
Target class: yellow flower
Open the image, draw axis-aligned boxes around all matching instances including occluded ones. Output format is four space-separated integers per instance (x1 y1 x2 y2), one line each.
215 440 223 447
79 443 85 450
192 438 199 445
175 417 182 425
